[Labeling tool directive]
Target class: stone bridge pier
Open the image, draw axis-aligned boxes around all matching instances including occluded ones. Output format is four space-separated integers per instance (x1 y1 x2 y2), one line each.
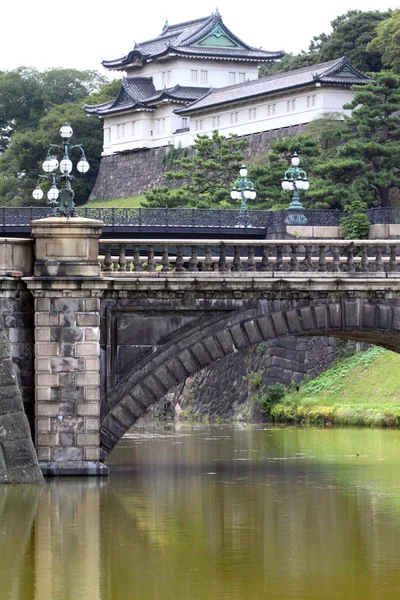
25 218 108 476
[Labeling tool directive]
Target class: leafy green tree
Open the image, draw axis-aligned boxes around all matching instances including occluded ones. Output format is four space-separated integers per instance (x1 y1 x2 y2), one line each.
368 10 400 73
0 67 108 152
317 71 400 208
339 199 370 239
144 130 247 208
259 10 389 78
0 71 117 206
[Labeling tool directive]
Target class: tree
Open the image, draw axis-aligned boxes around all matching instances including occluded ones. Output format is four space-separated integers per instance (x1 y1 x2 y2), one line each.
368 10 400 74
0 71 117 206
0 67 108 152
317 71 400 208
259 10 390 78
144 131 247 208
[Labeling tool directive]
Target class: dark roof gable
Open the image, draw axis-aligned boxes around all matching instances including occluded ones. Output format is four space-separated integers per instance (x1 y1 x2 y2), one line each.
102 12 283 70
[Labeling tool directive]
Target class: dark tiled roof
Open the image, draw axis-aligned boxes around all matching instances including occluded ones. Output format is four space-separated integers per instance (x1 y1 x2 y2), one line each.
84 80 209 116
102 12 283 70
177 57 370 115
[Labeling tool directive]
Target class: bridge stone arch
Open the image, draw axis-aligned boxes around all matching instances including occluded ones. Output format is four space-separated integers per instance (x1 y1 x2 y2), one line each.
100 297 400 460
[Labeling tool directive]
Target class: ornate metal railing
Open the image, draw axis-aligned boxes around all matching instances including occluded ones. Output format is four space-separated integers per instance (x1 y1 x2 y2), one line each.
98 239 400 275
0 206 345 228
366 207 400 225
1 206 400 229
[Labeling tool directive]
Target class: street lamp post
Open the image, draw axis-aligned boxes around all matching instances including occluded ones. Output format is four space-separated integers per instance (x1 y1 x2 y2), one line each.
32 122 90 217
231 165 257 227
281 152 309 225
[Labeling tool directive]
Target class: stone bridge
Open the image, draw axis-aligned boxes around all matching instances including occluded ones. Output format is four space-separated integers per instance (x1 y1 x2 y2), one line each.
2 217 400 479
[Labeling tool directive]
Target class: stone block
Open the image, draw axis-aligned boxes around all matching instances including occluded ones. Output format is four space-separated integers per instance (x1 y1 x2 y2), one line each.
2 438 37 470
36 358 50 371
257 315 275 339
392 307 400 331
0 386 25 415
243 321 262 345
52 298 84 313
271 312 288 337
130 384 155 409
143 375 166 399
153 365 178 391
285 310 301 334
37 447 51 461
165 357 188 382
35 328 51 342
202 336 224 360
59 342 76 358
229 325 250 350
328 304 342 329
85 418 99 431
0 412 31 441
314 306 328 330
85 447 100 461
215 330 236 355
52 447 84 462
37 433 59 446
191 341 213 367
36 342 59 357
36 387 51 401
59 313 75 327
35 313 58 327
36 417 51 432
344 301 360 328
36 403 59 417
84 387 100 401
0 357 17 387
299 307 315 332
77 403 100 417
178 348 200 374
377 305 392 330
77 433 100 447
76 342 100 357
59 432 76 447
84 358 99 372
0 331 10 359
76 372 100 386
50 357 83 372
84 298 100 312
84 328 100 342
59 327 84 343
36 372 58 387
76 313 100 327
36 298 51 312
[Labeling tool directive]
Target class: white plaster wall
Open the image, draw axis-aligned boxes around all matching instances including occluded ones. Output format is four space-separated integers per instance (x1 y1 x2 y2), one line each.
126 58 258 89
101 86 355 155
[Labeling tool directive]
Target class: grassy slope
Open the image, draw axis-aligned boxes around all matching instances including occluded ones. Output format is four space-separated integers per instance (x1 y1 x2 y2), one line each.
268 347 400 427
84 196 145 208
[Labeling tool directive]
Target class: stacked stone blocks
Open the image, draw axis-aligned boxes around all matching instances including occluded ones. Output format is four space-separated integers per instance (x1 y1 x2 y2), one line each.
34 295 101 465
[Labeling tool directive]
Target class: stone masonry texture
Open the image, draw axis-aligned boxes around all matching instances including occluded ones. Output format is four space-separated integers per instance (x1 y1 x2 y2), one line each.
90 125 306 200
142 336 349 422
0 305 43 483
34 294 102 464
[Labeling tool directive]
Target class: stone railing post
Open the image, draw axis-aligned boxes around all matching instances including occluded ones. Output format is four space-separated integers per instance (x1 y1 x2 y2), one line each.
24 218 108 476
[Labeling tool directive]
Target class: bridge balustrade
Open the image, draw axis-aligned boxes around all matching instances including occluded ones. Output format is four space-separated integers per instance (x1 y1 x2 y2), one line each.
98 239 400 276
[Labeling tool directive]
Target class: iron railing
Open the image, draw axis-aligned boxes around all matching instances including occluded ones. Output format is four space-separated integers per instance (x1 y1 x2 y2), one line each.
1 206 400 229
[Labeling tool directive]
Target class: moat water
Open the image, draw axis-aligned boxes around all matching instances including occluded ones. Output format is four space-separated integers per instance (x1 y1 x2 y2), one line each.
1 424 400 600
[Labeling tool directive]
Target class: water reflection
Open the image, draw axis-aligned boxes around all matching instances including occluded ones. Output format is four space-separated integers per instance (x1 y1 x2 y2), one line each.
1 426 400 600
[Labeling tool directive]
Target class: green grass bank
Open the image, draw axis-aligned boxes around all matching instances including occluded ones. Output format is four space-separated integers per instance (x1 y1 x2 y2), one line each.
84 196 144 208
260 347 400 428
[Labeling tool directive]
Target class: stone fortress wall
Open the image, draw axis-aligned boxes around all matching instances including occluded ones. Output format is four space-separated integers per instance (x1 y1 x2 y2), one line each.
89 125 306 201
